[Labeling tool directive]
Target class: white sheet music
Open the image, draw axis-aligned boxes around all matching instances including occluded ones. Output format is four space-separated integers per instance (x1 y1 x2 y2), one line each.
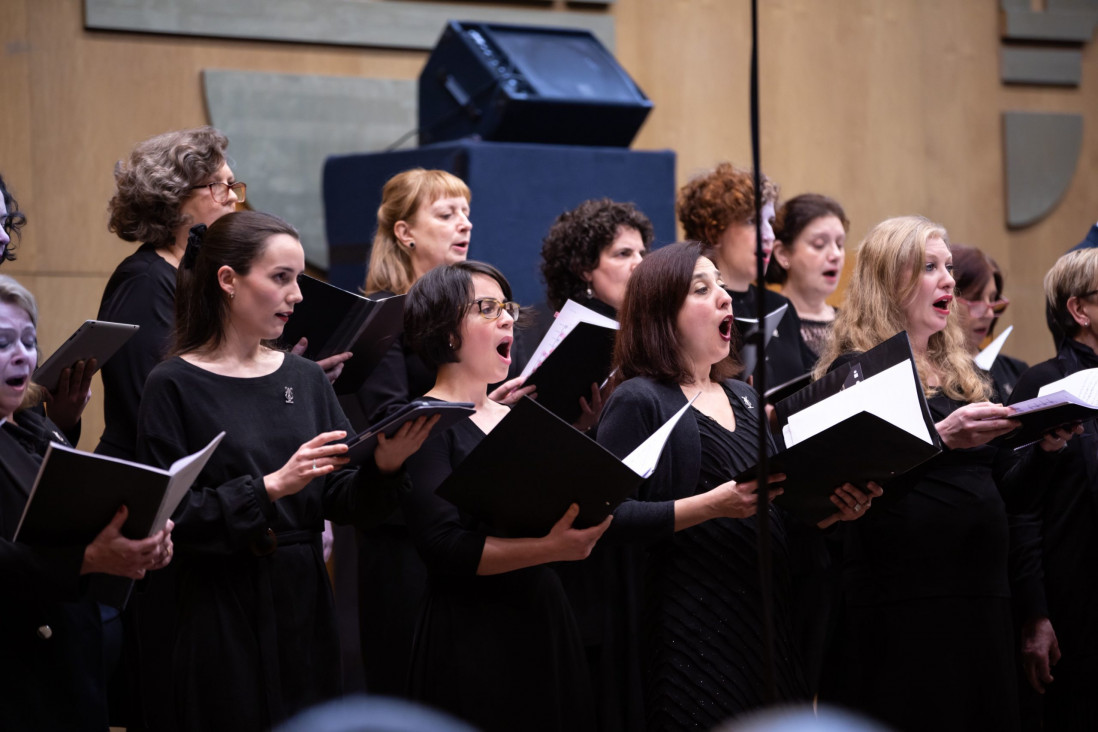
974 325 1013 371
783 361 933 447
623 393 699 478
1009 367 1098 417
519 299 619 380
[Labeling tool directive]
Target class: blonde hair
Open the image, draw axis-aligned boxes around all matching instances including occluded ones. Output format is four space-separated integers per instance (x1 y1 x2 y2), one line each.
1045 247 1098 340
364 169 471 295
814 216 990 402
0 274 46 409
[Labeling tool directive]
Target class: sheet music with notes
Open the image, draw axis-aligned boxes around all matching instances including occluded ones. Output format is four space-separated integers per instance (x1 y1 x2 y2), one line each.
519 299 619 381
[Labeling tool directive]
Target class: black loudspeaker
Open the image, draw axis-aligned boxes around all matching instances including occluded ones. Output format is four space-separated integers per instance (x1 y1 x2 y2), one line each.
418 21 653 147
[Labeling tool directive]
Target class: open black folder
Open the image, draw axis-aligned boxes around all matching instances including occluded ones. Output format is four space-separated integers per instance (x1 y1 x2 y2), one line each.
279 275 405 394
15 432 224 608
345 400 475 465
736 332 942 523
436 394 694 538
1000 367 1098 448
518 300 618 424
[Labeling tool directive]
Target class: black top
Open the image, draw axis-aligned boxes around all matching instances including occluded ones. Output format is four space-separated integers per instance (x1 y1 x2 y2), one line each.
599 377 808 728
727 285 818 386
798 315 834 359
136 353 403 731
987 352 1029 403
402 406 596 732
96 242 177 459
0 410 107 731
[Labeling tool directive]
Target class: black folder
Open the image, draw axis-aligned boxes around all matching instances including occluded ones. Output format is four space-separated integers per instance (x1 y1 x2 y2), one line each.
15 433 223 608
344 400 475 465
33 320 139 392
738 331 942 522
436 397 654 537
998 401 1098 448
524 321 617 424
279 275 405 394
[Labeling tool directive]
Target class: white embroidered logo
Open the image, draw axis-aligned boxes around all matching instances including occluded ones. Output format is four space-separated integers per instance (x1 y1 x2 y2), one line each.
284 387 294 404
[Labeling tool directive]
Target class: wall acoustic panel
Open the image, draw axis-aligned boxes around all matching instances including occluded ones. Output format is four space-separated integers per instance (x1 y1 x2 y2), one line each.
204 70 417 269
1000 47 1083 86
85 0 615 52
1003 111 1083 228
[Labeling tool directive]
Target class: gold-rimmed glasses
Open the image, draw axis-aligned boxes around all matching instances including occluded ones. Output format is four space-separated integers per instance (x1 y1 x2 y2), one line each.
469 297 520 320
190 181 247 205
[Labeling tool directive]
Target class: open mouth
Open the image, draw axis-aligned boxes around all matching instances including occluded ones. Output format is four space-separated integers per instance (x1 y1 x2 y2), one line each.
5 375 28 389
275 311 292 323
718 315 734 342
496 337 512 362
823 269 838 279
452 241 469 251
932 295 952 314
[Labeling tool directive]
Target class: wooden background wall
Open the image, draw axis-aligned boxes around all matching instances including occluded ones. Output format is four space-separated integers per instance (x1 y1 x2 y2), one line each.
2 0 1096 448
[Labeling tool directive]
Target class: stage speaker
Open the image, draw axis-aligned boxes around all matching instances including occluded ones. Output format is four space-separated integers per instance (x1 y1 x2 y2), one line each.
418 21 653 147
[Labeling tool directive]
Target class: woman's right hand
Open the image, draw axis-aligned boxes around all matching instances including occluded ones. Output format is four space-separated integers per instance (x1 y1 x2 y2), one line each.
81 506 174 579
708 474 785 519
264 430 350 501
544 503 612 561
935 402 1019 449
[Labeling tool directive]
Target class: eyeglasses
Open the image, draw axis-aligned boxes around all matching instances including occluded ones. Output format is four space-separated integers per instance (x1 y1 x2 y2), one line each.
956 295 1009 317
469 298 520 320
190 181 247 205
1079 289 1098 300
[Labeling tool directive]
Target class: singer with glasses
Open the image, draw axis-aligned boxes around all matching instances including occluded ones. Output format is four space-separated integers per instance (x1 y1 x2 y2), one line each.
951 243 1027 401
400 260 609 732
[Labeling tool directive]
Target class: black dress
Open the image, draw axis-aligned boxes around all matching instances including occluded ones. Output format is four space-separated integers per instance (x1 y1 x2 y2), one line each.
402 411 596 732
598 377 808 730
0 410 107 731
1008 338 1098 730
822 354 1020 732
95 242 177 460
136 354 402 732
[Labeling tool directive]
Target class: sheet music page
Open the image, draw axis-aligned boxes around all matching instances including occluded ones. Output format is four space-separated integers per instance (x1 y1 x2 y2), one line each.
151 432 226 533
974 325 1012 371
623 393 700 478
1035 367 1098 405
519 299 619 380
783 361 933 447
735 303 788 347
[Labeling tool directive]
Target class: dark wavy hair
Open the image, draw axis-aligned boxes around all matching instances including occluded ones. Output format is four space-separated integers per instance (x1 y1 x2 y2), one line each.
767 193 849 284
108 127 230 248
539 199 654 310
677 163 779 248
0 173 27 263
613 241 740 386
405 260 513 369
172 211 298 356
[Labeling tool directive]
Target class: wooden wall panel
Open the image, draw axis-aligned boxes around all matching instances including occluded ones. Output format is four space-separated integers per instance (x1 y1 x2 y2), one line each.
1 0 1096 453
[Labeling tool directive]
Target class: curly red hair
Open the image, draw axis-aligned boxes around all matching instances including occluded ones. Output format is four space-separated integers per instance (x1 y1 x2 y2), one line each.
676 163 779 246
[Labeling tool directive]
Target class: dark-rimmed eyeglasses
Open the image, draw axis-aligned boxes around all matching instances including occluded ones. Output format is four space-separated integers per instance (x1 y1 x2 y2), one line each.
190 181 247 205
469 298 520 320
956 295 1009 317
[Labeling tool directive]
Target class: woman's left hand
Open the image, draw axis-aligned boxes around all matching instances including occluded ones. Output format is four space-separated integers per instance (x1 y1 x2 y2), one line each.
292 337 353 385
817 481 883 529
375 414 441 473
489 375 537 406
935 402 1019 449
572 382 608 433
1037 423 1083 453
43 358 97 432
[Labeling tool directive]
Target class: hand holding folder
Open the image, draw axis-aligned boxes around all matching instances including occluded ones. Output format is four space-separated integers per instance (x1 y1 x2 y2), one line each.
1001 367 1098 448
436 394 695 537
738 332 942 522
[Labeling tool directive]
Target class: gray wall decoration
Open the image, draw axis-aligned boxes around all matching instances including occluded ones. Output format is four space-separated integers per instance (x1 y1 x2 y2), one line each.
203 70 417 269
1000 47 1083 86
86 0 615 51
999 0 1095 226
1003 111 1083 228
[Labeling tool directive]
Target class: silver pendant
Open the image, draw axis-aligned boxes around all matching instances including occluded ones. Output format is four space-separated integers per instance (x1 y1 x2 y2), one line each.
284 387 294 404
741 395 754 410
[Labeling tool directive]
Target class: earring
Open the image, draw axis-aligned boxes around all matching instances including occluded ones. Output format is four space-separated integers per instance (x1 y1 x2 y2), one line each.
230 291 235 300
448 340 455 349
408 241 416 249
586 285 593 298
